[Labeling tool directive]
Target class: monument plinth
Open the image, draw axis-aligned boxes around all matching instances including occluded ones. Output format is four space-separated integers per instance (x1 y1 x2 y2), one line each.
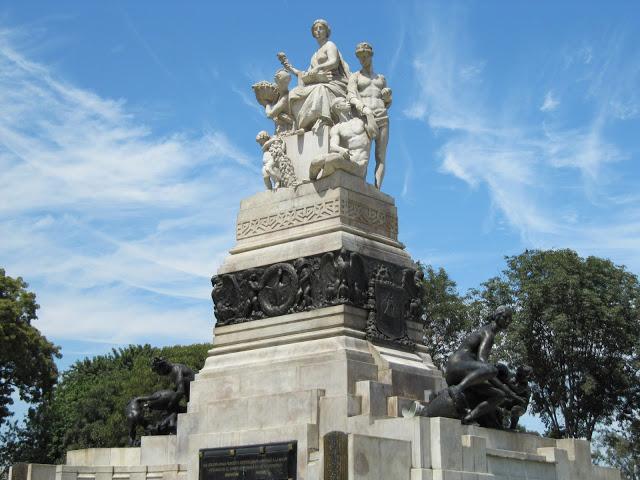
18 18 619 480
221 171 410 275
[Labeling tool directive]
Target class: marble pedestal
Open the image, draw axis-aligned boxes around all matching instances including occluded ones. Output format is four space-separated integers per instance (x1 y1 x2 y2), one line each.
53 311 619 480
222 170 410 274
169 304 443 480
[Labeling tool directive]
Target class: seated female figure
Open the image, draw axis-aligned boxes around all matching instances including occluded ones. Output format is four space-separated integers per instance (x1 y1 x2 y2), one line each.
279 19 350 133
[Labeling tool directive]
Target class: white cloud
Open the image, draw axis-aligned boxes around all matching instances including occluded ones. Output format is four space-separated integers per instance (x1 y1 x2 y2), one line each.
0 28 260 345
34 286 212 345
407 9 640 269
459 61 485 81
403 101 427 120
540 91 560 112
609 99 639 120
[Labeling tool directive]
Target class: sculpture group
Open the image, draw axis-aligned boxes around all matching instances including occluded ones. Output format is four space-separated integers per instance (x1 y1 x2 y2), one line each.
405 307 532 431
125 357 195 446
252 19 392 190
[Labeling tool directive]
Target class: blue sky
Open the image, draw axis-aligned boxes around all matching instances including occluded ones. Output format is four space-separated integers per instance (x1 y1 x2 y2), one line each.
1 1 639 428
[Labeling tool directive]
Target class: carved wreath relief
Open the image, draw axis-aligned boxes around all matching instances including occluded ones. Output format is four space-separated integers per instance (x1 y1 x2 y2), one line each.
211 249 424 350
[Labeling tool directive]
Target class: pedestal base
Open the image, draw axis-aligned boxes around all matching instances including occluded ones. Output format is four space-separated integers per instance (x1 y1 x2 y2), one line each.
47 306 618 480
223 171 409 274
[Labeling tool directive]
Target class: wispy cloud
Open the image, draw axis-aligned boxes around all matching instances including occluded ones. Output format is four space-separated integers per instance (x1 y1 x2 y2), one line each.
540 91 559 112
387 17 406 80
405 7 640 270
231 84 264 115
0 27 259 345
121 11 175 81
459 61 485 81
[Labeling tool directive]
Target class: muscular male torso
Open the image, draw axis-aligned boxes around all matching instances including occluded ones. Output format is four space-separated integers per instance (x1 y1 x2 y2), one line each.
353 72 387 117
334 118 370 166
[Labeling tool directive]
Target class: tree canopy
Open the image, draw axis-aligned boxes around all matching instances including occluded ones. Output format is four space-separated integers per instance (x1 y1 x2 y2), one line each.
421 249 639 443
0 268 60 426
499 250 640 441
594 424 640 480
420 265 474 369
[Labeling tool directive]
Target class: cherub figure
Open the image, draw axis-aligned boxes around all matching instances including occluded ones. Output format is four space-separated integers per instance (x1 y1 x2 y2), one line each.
256 131 281 190
294 258 314 308
248 271 261 309
265 70 296 135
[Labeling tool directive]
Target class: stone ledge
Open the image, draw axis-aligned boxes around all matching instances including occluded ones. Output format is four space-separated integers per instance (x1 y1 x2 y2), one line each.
239 170 395 210
232 222 403 253
209 326 367 356
235 172 399 245
66 450 141 468
461 425 556 454
212 305 368 348
486 447 549 463
220 230 414 274
54 466 187 473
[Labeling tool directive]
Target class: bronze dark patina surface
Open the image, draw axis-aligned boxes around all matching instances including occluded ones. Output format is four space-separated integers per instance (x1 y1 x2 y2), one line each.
211 249 424 350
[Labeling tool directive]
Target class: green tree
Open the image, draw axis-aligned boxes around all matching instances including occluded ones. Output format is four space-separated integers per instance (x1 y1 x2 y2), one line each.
0 343 210 467
485 249 640 441
594 422 640 480
421 265 515 368
597 341 640 479
421 265 473 369
0 268 60 426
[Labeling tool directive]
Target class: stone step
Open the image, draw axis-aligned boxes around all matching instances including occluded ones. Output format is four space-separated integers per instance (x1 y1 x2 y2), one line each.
386 396 415 418
177 388 324 435
354 380 393 418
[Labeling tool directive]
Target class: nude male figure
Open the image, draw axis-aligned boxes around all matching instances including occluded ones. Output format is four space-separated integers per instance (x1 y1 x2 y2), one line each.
445 306 525 424
347 42 392 189
309 97 372 180
151 357 195 401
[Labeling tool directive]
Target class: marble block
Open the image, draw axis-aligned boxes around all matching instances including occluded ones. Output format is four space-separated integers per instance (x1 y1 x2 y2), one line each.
348 434 411 480
220 170 412 274
283 128 329 182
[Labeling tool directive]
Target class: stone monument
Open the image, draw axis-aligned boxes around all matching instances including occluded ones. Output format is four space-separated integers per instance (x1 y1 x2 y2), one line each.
13 20 619 480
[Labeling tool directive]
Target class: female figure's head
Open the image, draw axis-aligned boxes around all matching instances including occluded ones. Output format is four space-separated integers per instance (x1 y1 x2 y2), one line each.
311 19 330 41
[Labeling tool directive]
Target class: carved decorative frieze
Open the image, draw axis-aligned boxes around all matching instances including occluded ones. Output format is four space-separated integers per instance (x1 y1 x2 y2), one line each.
341 198 397 237
211 249 422 350
236 199 340 239
236 198 398 240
